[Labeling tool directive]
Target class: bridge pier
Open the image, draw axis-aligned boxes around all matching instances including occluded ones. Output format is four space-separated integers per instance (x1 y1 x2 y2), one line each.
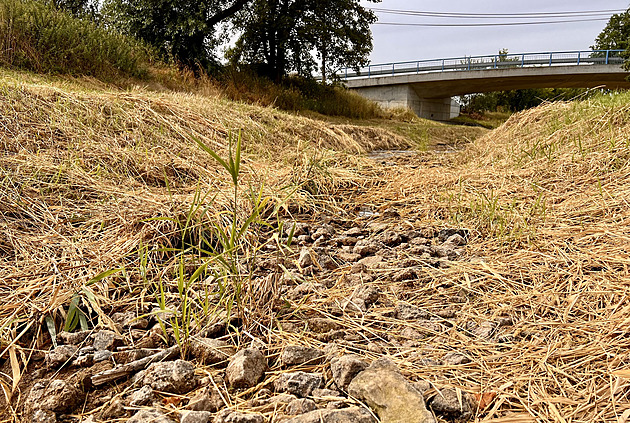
351 85 460 121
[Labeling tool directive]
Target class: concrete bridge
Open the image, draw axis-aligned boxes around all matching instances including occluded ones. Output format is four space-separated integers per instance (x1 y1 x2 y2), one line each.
341 50 630 121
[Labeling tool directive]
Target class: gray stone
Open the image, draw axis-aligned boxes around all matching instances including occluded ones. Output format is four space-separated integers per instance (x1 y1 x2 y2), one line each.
32 409 57 423
143 360 197 394
298 248 314 268
129 385 154 407
472 321 497 339
344 227 363 237
353 240 383 257
375 231 403 246
92 330 124 351
274 372 323 397
445 234 467 246
226 348 267 388
58 331 90 345
128 409 176 423
112 311 149 330
286 398 318 415
94 350 112 362
395 302 429 320
181 411 213 423
348 359 435 423
429 388 472 420
215 412 265 423
281 345 324 366
99 397 125 419
45 345 78 368
186 386 225 412
190 338 236 365
26 379 82 414
330 355 367 390
443 352 471 366
283 407 376 423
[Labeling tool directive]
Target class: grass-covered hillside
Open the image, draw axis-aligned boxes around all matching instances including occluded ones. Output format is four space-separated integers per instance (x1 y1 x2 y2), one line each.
1 61 630 422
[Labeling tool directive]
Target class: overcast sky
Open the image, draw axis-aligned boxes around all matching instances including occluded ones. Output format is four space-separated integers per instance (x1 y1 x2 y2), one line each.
362 0 630 64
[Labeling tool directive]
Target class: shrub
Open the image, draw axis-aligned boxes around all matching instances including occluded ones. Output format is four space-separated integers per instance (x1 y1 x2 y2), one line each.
0 0 150 78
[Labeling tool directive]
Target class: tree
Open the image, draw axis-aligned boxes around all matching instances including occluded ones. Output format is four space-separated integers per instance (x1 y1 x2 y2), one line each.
230 0 379 82
102 0 250 71
591 10 630 51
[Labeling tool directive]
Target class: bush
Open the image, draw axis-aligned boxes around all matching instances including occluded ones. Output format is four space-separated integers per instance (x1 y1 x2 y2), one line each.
0 0 150 78
220 70 384 120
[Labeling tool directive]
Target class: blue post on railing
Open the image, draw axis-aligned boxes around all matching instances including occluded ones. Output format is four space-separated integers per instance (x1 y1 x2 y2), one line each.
368 65 371 78
577 51 580 65
494 55 497 69
606 50 610 65
441 59 445 71
467 57 470 71
521 54 525 68
393 63 395 76
549 52 553 66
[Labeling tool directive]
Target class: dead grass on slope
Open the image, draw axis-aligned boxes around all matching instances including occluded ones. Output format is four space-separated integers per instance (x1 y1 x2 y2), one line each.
343 97 630 422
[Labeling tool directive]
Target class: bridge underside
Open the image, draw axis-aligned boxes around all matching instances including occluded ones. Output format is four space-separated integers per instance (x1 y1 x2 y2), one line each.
348 65 630 121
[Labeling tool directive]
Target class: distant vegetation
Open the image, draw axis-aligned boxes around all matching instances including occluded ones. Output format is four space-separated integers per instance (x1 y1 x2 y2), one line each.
459 88 592 114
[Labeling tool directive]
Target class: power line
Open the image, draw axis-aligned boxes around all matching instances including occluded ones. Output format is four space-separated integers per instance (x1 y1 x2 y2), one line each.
373 17 612 27
369 7 627 19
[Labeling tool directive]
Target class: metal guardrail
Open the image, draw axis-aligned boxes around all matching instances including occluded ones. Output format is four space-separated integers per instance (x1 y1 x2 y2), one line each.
337 50 626 80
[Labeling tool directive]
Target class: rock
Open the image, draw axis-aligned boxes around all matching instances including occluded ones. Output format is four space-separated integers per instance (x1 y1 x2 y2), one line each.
32 409 57 423
413 381 431 395
443 352 470 366
472 321 497 339
99 397 125 419
45 345 78 368
143 360 197 394
375 231 403 246
333 236 359 246
287 283 325 300
58 331 90 345
128 409 176 423
112 311 149 330
286 222 309 237
298 248 314 268
286 398 318 415
274 372 323 397
281 345 325 366
342 285 380 314
26 380 82 415
94 350 112 362
226 348 267 388
429 388 472 420
352 240 383 257
347 359 435 423
392 268 416 282
181 411 213 423
215 412 265 423
437 228 469 243
344 227 363 237
444 234 466 246
330 355 368 390
92 330 124 351
308 318 341 333
128 385 154 407
336 251 362 263
396 302 429 320
312 388 341 400
187 386 225 412
190 338 236 365
283 407 376 423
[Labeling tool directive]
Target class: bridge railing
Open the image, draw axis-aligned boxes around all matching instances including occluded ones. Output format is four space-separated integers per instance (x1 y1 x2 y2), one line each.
336 50 626 80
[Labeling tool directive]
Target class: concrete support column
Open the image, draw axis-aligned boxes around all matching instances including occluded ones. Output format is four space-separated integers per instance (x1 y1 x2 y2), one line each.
351 85 459 121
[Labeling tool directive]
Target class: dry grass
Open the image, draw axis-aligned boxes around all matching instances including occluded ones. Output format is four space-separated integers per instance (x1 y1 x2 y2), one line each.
2 66 629 423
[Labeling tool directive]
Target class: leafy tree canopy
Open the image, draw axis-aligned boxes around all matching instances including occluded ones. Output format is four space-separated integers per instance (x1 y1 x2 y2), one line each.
102 0 250 71
591 10 630 51
229 0 379 82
